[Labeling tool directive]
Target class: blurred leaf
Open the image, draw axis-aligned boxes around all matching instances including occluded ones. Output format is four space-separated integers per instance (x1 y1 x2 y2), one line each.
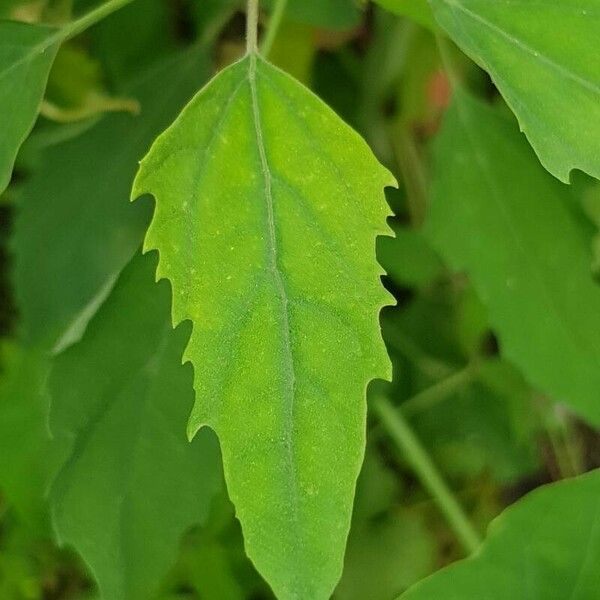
336 451 436 600
191 0 241 40
0 20 60 193
42 43 139 123
86 0 176 87
0 0 144 195
264 0 362 30
399 469 600 599
50 252 223 600
13 46 210 350
0 343 65 531
412 359 540 483
312 50 361 128
378 222 444 289
0 0 43 20
161 492 274 600
425 90 600 428
0 512 93 600
383 289 467 381
396 27 445 129
46 44 103 108
269 20 316 85
374 0 435 30
430 0 600 182
132 53 393 600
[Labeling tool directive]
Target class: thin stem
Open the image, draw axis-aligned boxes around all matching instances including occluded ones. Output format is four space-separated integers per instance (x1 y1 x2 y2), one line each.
246 0 260 55
61 0 136 40
40 94 139 123
402 362 478 416
373 393 482 555
261 0 288 58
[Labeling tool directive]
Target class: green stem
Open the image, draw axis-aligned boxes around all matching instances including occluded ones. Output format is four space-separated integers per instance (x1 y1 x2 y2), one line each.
246 0 260 55
261 0 288 58
61 0 136 40
402 362 478 416
373 393 482 555
40 94 139 123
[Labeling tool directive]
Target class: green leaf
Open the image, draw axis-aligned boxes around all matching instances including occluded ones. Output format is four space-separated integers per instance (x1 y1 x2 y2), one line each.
264 0 362 29
399 468 600 599
0 0 138 194
87 0 176 87
374 0 436 30
132 54 393 599
424 89 600 428
429 0 600 182
0 20 60 193
377 223 443 289
50 252 222 600
0 343 65 531
13 47 210 350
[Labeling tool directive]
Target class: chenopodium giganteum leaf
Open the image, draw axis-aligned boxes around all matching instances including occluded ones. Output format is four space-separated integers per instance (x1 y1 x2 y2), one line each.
132 52 393 600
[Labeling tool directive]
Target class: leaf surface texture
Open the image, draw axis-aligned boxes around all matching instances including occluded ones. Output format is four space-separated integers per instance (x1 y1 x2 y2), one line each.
133 53 393 600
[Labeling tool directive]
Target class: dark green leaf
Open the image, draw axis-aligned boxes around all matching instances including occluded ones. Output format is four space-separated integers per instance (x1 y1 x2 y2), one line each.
374 0 435 29
425 90 600 428
13 47 210 350
399 469 600 599
0 21 60 193
0 343 65 530
50 252 222 600
264 0 362 29
430 0 600 182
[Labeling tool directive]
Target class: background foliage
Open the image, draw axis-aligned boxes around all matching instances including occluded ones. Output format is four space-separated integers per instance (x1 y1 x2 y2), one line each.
1 0 599 599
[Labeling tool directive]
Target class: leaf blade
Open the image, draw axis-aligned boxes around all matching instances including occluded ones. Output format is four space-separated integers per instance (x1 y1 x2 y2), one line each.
132 54 393 599
0 20 60 193
0 343 65 531
430 0 600 181
50 252 222 600
399 469 600 599
425 89 600 428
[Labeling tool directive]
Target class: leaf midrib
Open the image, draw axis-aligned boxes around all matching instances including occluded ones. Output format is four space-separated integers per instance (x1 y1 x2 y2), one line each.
248 53 302 550
0 23 62 81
